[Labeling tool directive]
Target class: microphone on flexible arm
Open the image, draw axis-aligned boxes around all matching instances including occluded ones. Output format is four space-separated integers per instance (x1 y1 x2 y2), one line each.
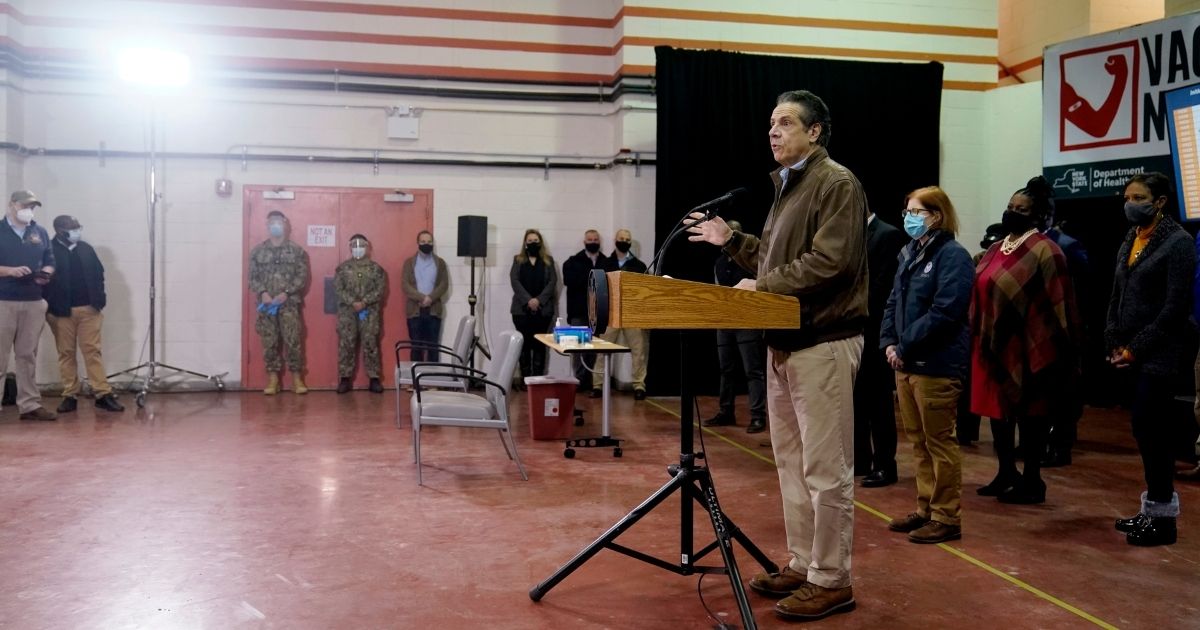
648 187 748 276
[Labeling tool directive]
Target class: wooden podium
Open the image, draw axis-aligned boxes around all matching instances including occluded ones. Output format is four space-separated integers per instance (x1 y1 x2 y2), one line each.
531 272 800 630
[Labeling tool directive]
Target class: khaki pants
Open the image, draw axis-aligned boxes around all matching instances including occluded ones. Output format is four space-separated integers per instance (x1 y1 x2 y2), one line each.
895 372 963 526
0 299 48 413
767 335 862 589
47 306 113 398
593 327 647 391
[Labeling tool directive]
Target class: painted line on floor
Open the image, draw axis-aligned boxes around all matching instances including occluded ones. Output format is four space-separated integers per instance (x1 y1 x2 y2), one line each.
642 398 1119 630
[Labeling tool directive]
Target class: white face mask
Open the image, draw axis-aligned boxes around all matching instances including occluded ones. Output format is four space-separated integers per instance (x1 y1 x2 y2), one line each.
351 247 367 259
15 208 35 224
67 229 82 243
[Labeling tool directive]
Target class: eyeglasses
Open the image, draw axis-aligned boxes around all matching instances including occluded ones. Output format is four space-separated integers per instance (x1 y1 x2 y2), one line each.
904 208 931 217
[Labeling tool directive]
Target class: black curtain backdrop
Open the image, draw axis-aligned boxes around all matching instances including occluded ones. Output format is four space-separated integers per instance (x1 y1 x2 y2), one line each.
648 46 943 397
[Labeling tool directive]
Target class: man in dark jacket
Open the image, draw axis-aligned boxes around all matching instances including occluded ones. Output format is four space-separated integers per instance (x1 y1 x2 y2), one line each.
562 229 607 390
856 212 907 487
44 215 123 413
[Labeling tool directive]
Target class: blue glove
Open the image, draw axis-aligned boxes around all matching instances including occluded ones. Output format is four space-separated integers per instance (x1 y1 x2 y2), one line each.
257 303 281 316
357 308 368 321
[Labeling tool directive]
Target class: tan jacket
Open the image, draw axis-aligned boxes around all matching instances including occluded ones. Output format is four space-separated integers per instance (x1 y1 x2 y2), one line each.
401 254 449 318
724 145 869 351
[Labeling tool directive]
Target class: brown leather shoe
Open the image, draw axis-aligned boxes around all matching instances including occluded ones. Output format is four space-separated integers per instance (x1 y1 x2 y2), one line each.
19 407 57 421
887 512 929 533
908 520 962 544
748 564 807 598
774 583 855 620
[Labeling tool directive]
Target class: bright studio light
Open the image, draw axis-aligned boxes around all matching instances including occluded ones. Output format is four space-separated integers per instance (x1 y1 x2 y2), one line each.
115 48 191 87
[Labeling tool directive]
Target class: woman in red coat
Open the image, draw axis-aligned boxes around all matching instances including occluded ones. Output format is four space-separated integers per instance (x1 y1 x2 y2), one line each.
969 176 1081 504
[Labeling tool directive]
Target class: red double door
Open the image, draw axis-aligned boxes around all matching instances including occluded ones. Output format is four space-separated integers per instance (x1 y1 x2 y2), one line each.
240 186 433 390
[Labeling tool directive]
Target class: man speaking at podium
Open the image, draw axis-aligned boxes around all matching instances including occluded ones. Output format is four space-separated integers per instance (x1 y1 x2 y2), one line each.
689 89 868 621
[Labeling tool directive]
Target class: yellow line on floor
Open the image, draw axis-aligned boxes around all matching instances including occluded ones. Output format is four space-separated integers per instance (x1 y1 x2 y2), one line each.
642 398 1119 630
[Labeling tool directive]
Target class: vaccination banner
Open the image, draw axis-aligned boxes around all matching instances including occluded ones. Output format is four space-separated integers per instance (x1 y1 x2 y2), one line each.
1043 12 1200 199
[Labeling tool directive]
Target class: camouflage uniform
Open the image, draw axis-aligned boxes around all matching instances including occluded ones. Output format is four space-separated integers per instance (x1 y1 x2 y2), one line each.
334 257 387 378
248 239 309 372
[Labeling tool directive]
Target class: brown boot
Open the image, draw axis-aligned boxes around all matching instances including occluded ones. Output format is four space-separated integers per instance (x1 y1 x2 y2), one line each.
908 521 962 544
292 374 308 395
774 583 855 620
887 512 929 533
748 564 807 598
264 372 280 396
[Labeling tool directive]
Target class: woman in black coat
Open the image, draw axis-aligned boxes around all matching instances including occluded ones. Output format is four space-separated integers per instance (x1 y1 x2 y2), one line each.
1107 172 1196 547
509 229 558 379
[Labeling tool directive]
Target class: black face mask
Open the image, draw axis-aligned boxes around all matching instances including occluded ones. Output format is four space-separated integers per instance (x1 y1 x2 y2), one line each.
614 241 631 253
1001 210 1035 235
418 243 433 254
584 242 600 254
525 243 541 257
1124 201 1158 226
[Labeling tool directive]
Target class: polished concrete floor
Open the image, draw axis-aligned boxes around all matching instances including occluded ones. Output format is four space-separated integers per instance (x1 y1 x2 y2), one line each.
0 387 1196 629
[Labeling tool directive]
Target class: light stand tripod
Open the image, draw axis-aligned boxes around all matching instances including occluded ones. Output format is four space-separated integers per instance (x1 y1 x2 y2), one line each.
108 115 226 407
529 330 775 629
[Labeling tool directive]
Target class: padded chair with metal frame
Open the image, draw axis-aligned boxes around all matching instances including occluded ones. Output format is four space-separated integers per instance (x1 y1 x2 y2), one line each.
394 315 475 428
410 329 526 485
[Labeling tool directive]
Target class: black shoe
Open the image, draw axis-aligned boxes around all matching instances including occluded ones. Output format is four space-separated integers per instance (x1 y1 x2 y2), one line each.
746 418 767 434
1126 517 1177 546
1115 512 1149 533
702 413 736 427
589 389 602 398
861 468 898 488
368 378 384 393
997 478 1046 504
94 395 125 412
57 396 78 413
1041 449 1072 468
976 472 1019 496
634 389 646 401
336 378 352 394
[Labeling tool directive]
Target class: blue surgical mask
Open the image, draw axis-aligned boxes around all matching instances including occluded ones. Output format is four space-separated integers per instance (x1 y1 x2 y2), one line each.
268 222 285 238
67 228 81 243
903 213 928 239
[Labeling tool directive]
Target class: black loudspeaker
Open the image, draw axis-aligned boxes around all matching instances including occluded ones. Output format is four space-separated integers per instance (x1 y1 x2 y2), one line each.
457 215 487 258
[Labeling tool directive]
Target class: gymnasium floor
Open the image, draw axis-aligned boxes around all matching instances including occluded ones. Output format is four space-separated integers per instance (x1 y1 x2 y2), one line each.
0 387 1196 629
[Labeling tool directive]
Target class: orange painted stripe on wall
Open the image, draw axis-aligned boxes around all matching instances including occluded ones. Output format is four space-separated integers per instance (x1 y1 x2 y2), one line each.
216 56 618 84
622 6 996 38
620 37 995 65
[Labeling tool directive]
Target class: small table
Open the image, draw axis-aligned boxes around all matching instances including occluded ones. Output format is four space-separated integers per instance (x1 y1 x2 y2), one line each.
535 333 630 457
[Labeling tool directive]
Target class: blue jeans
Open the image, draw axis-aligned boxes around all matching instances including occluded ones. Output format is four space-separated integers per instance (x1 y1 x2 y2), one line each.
407 312 442 362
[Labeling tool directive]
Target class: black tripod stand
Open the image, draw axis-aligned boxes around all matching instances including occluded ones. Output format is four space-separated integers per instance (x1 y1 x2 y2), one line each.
529 331 776 629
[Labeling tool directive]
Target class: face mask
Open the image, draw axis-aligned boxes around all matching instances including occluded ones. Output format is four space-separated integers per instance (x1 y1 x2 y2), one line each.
15 208 34 224
615 241 631 253
1124 201 1158 226
903 213 928 239
584 242 600 254
418 243 433 255
351 247 367 259
1001 210 1034 235
268 223 285 238
525 242 541 257
67 229 81 244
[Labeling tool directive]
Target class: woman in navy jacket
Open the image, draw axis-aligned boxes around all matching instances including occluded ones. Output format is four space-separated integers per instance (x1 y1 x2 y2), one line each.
879 186 975 544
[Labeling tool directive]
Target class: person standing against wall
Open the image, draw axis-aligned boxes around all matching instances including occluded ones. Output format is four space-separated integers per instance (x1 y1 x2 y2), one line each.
510 229 557 381
594 228 649 400
563 229 606 391
335 234 386 394
401 230 449 362
0 190 57 421
249 210 310 395
44 215 124 413
703 220 767 433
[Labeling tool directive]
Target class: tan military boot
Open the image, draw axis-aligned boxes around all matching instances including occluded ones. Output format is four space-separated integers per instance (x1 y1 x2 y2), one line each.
264 372 280 396
292 373 308 395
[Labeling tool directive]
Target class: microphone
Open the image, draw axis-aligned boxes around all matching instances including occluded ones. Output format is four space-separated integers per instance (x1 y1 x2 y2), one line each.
691 188 747 218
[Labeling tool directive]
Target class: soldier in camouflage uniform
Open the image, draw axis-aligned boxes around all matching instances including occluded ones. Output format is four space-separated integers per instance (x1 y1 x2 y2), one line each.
249 210 310 395
335 233 387 393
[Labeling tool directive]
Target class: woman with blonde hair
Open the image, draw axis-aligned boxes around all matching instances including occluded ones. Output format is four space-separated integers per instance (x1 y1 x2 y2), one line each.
509 229 558 379
880 186 975 543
